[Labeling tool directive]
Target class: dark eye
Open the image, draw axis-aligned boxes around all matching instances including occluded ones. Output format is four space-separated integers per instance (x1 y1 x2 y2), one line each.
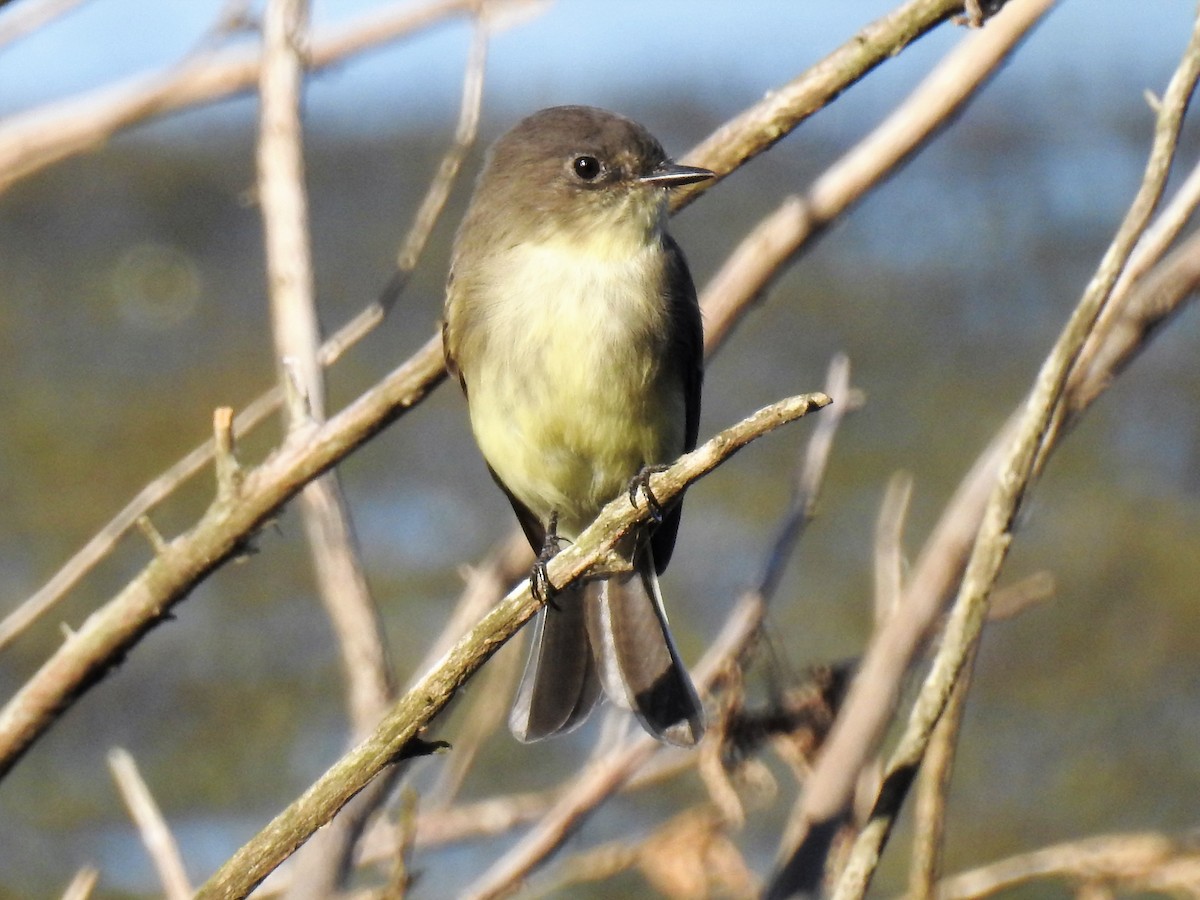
572 155 601 181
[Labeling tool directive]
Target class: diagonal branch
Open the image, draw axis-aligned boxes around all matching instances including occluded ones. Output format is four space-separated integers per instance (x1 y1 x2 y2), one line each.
0 0 533 195
107 747 194 900
0 0 91 50
0 334 447 781
194 390 831 900
672 0 1011 210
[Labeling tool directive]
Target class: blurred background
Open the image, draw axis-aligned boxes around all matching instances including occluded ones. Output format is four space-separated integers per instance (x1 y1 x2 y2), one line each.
1 1 1198 896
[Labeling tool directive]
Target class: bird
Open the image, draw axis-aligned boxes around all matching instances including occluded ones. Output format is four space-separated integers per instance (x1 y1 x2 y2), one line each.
442 105 713 745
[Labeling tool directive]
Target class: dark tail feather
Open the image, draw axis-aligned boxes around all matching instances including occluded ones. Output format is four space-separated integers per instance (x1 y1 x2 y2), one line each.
587 549 705 746
509 583 601 742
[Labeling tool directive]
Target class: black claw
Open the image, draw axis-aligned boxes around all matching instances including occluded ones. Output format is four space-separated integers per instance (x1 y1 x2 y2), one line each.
530 561 556 608
530 511 567 608
628 464 669 523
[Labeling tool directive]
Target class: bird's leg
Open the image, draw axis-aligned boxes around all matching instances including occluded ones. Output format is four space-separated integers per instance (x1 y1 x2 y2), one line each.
628 464 670 523
531 510 568 607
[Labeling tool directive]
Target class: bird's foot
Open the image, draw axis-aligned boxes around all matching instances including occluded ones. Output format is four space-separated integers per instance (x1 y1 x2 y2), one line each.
627 464 670 523
530 511 569 607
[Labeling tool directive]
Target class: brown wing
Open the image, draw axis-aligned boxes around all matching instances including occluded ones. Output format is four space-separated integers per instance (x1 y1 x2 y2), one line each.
650 233 703 575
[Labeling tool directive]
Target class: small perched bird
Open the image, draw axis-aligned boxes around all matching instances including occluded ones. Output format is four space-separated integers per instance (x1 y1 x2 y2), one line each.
442 106 713 745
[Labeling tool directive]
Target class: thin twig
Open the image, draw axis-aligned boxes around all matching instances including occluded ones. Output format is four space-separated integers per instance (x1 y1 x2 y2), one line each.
986 571 1055 622
313 751 698 887
378 789 420 900
907 643 974 900
107 747 193 900
672 0 1015 210
756 354 854 602
873 472 913 624
1072 156 1200 395
59 866 100 900
213 407 242 504
424 628 524 808
325 9 491 359
932 831 1200 899
257 788 558 894
0 0 91 49
535 807 758 900
257 0 320 418
412 531 533 684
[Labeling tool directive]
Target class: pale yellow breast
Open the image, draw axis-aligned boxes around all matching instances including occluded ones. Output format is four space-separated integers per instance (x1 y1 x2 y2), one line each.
463 239 685 536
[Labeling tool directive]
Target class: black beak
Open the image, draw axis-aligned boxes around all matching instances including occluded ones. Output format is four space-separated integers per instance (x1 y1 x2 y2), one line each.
639 161 715 188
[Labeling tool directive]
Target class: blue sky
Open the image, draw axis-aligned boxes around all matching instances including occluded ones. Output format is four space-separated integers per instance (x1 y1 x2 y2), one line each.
0 1 1191 136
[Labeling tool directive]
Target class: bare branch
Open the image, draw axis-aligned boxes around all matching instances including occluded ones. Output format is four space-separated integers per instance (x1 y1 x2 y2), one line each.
424 630 524 809
674 0 1016 210
257 788 559 894
411 530 533 683
134 515 169 557
1069 224 1200 421
933 832 1200 899
0 0 91 50
213 406 242 504
1073 155 1200 394
538 807 759 900
378 789 420 900
755 354 855 603
907 646 974 900
986 571 1055 622
372 13 490 316
259 0 321 422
